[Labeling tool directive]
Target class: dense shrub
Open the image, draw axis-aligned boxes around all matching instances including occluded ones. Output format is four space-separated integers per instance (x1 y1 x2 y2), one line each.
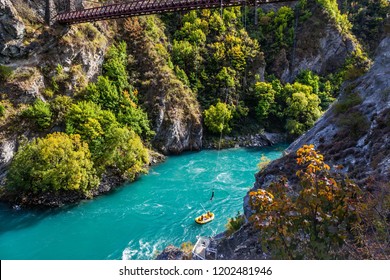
103 127 149 180
254 82 276 122
337 111 369 139
249 145 362 259
0 65 13 82
65 101 149 177
50 95 73 123
0 104 5 117
340 0 389 54
83 42 153 139
7 133 99 195
334 92 362 114
284 83 322 136
295 70 335 109
204 101 233 134
23 99 53 129
65 101 118 158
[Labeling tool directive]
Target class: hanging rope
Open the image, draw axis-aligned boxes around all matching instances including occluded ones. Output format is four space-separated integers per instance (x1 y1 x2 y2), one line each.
210 88 230 201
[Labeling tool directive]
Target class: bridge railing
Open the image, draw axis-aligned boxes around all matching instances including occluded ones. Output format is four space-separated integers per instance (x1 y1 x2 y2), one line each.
55 0 295 24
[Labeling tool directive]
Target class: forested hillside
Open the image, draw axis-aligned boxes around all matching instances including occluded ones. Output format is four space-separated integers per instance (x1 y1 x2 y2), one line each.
0 0 388 214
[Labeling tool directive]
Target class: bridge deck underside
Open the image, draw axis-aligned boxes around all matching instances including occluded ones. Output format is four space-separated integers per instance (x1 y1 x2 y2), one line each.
56 0 293 24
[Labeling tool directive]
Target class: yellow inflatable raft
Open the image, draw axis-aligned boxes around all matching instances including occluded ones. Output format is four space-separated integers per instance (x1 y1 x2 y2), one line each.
195 212 215 224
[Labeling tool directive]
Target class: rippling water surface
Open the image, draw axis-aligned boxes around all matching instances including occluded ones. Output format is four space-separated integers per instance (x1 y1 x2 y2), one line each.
0 145 287 259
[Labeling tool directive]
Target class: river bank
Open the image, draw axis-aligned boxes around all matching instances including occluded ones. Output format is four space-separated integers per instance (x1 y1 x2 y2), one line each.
203 132 287 150
0 131 285 209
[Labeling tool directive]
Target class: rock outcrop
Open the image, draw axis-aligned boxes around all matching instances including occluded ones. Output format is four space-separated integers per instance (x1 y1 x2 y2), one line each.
149 81 203 154
0 0 25 61
287 27 390 186
1 1 111 99
156 245 185 260
203 132 286 149
0 1 111 184
242 29 390 218
271 1 357 82
0 138 17 184
121 17 203 155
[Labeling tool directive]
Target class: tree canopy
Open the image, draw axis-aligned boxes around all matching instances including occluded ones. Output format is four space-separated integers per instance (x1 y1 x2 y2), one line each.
7 133 99 195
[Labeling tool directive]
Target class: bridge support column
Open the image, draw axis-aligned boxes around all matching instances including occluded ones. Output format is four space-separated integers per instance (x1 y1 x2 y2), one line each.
45 0 56 26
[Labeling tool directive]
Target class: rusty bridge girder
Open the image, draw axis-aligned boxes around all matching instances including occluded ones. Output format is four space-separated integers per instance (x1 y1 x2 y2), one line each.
55 0 296 24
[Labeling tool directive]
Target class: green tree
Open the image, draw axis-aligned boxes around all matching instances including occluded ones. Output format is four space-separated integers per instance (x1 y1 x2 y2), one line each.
254 82 276 122
65 101 150 176
172 40 201 77
7 132 99 195
216 67 236 89
83 77 153 139
65 101 118 158
23 99 53 129
84 76 121 112
117 102 154 140
103 41 130 93
204 101 233 134
103 127 149 180
296 70 335 110
284 82 322 136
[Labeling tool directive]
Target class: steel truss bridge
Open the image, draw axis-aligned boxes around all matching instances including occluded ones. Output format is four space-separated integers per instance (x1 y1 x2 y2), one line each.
55 0 296 24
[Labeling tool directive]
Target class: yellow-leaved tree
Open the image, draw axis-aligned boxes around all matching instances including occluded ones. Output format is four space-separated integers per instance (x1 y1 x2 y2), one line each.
249 144 362 259
7 132 99 196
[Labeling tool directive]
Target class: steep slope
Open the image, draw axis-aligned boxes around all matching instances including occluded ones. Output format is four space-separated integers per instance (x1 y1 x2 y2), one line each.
118 17 203 154
222 19 390 260
285 1 356 81
1 1 112 188
249 0 358 82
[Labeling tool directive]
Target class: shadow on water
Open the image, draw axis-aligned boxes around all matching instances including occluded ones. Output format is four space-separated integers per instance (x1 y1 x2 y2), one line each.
0 202 78 235
242 143 290 154
0 179 136 236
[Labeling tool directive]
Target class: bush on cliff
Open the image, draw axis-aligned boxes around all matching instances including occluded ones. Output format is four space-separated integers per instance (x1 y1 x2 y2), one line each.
0 65 13 82
6 133 99 196
83 42 154 139
23 99 53 130
249 145 363 259
65 101 149 178
204 101 233 134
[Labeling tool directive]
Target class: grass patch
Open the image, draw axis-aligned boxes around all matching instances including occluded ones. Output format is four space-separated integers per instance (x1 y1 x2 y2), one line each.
225 211 245 236
334 92 362 114
337 110 369 139
0 65 13 82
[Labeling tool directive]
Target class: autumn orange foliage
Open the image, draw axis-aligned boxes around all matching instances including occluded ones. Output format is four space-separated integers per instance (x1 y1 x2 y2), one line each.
249 144 363 259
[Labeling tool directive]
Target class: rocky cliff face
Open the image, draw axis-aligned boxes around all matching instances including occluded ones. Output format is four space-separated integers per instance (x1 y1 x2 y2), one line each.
271 2 357 82
287 32 390 186
0 1 111 183
1 1 111 100
0 0 25 62
120 17 203 154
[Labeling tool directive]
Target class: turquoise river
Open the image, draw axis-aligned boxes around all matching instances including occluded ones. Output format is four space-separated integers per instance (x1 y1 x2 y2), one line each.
0 145 287 260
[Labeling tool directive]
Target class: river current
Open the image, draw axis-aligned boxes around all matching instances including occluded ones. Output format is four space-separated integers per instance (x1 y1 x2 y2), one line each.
0 145 286 259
